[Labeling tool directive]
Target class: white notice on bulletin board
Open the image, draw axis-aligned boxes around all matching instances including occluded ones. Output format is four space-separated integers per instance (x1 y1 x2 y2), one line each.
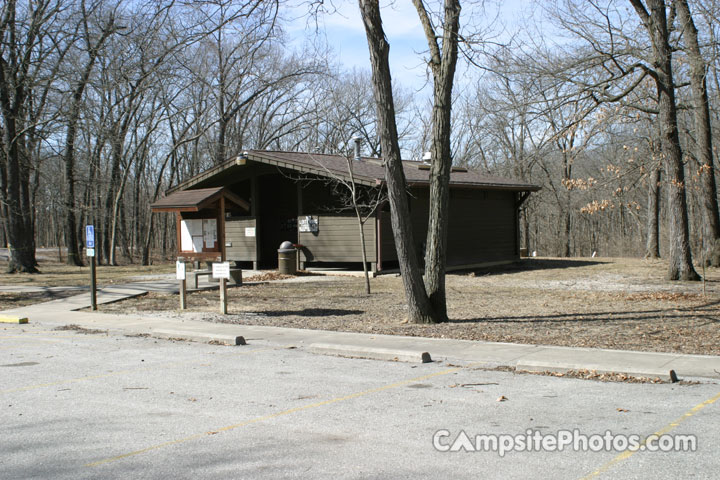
181 219 204 252
203 218 217 248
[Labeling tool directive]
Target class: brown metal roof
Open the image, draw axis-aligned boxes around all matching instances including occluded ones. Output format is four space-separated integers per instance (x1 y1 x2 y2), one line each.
246 150 540 191
151 186 249 212
168 150 540 193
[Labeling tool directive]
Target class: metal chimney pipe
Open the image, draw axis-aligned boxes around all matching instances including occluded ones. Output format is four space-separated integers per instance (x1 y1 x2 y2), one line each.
352 136 362 161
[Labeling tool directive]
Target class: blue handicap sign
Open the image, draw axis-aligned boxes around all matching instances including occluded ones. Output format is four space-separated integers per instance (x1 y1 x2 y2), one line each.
85 225 95 249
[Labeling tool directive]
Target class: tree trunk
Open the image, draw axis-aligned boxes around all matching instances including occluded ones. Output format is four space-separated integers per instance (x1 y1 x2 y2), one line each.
1 118 38 273
675 0 720 265
355 211 371 295
413 0 460 323
359 0 438 324
523 208 530 253
62 99 84 267
630 0 699 280
110 163 132 266
563 209 571 257
645 166 661 258
346 157 371 294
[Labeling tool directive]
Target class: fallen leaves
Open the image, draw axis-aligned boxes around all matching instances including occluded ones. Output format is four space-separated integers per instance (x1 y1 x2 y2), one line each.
244 272 296 282
497 395 508 402
491 366 673 384
624 292 704 302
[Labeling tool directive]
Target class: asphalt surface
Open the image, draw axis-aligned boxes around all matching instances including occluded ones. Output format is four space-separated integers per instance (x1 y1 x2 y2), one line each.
2 323 719 479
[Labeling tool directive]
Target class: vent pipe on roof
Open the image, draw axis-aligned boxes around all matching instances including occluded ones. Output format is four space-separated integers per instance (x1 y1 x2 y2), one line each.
352 136 362 161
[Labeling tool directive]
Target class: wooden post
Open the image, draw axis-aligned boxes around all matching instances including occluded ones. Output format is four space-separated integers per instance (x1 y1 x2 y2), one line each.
220 277 227 314
177 258 187 310
251 175 260 269
219 195 226 261
175 212 182 252
219 196 228 314
180 278 187 309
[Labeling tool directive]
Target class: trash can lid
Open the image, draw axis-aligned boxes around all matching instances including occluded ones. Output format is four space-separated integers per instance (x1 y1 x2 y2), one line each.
278 240 296 253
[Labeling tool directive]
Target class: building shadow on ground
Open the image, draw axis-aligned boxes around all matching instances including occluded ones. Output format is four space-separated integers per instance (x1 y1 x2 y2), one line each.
450 258 607 277
257 308 363 317
449 299 720 325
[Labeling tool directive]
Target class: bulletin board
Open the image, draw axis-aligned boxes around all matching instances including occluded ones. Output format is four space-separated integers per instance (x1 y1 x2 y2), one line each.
180 218 218 252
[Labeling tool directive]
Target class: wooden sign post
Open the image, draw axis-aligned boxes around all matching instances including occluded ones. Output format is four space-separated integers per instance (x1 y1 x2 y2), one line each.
176 259 187 309
212 261 230 314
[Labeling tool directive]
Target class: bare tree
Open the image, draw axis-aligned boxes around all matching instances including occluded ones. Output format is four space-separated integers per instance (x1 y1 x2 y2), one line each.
0 0 63 273
629 0 699 280
675 0 720 265
359 0 437 323
413 0 461 322
61 0 117 267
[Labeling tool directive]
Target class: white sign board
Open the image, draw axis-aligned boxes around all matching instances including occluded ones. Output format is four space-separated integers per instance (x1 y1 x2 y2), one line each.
298 216 318 233
86 248 95 257
176 261 186 280
245 227 256 237
212 261 231 279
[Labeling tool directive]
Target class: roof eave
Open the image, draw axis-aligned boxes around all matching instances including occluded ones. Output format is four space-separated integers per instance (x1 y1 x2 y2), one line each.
246 152 377 187
405 181 541 192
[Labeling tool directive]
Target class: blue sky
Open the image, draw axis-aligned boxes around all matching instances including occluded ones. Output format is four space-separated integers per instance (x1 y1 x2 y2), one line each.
286 0 533 93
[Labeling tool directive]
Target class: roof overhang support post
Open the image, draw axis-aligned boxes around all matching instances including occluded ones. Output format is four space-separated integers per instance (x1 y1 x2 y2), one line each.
515 191 531 209
252 175 260 269
219 195 226 262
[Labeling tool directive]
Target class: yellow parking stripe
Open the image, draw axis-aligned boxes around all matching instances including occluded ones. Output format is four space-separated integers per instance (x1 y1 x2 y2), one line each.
581 390 720 479
0 316 28 324
85 366 463 467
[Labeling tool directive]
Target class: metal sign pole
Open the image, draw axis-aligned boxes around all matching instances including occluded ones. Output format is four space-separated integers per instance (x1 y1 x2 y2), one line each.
90 256 97 310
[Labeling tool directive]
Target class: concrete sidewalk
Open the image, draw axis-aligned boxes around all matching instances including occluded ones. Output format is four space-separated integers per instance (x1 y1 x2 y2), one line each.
3 279 720 382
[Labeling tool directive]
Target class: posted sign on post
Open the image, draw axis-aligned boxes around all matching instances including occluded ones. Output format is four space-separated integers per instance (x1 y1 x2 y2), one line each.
86 225 97 310
212 261 231 279
86 225 95 257
85 225 95 248
213 262 230 315
176 261 186 280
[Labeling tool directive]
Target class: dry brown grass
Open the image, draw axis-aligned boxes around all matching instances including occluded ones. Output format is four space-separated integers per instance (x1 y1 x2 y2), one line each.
0 259 174 287
96 257 720 356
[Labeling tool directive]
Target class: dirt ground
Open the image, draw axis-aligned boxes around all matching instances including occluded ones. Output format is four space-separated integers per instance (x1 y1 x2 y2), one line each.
94 258 720 356
0 248 174 288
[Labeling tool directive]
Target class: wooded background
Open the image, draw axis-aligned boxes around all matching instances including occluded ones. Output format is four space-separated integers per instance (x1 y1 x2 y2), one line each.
2 0 720 271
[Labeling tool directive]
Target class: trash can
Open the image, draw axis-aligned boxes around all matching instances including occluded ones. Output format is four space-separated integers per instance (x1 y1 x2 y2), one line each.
278 241 297 275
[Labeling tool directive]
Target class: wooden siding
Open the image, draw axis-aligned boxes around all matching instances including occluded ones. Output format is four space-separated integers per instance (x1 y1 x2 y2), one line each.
379 210 397 263
378 189 519 267
298 215 377 262
225 217 257 261
446 190 517 265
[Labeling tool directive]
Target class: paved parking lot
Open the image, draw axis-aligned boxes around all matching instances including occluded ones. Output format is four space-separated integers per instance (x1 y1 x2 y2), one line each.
2 324 719 479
